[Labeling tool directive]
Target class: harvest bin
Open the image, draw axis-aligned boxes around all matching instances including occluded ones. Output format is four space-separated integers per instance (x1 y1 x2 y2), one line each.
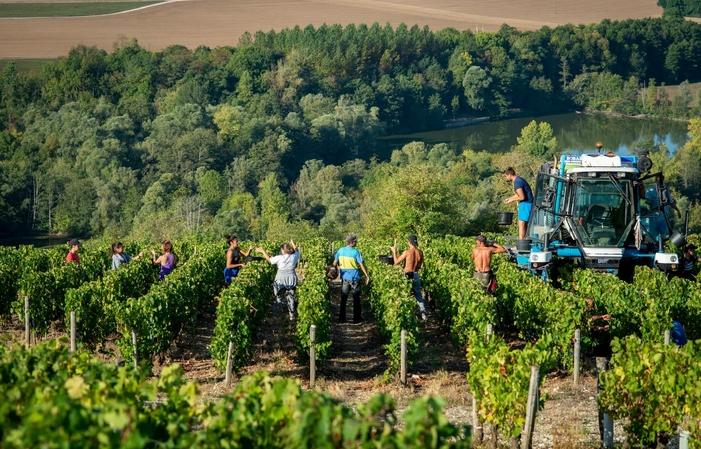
498 212 514 225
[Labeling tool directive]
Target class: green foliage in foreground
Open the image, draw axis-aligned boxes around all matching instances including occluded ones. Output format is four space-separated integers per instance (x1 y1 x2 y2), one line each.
361 240 420 379
209 260 275 372
13 244 110 335
0 2 158 17
295 238 332 362
0 341 473 448
421 239 496 347
116 243 222 369
65 257 157 347
466 332 556 442
601 337 701 448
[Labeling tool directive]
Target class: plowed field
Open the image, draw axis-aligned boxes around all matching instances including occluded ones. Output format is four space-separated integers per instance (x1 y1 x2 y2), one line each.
0 0 664 59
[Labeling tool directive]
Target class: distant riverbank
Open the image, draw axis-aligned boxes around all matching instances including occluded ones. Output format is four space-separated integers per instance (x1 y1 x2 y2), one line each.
385 112 690 155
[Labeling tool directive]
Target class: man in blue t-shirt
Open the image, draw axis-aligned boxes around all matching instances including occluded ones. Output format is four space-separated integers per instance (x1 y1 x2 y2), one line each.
333 235 370 323
504 167 534 239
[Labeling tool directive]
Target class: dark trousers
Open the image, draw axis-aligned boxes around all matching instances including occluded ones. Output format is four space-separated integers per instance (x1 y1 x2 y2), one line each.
340 279 361 322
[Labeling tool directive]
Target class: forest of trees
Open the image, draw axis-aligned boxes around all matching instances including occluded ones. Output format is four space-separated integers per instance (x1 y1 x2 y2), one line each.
658 0 701 18
2 16 701 240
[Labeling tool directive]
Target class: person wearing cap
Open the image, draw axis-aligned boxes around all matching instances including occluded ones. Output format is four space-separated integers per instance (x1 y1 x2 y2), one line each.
503 167 533 240
681 244 700 280
391 235 428 321
333 235 369 323
66 239 81 264
471 235 506 293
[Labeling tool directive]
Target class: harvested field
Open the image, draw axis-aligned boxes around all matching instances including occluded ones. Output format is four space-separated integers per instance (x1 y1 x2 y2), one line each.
0 57 54 71
0 2 160 18
0 0 664 58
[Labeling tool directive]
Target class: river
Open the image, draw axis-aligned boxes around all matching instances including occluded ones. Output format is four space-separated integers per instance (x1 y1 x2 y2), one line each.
383 112 691 155
0 235 80 248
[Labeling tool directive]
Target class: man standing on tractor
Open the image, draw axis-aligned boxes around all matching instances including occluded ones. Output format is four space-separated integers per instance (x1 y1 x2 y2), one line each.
472 235 506 294
503 167 533 239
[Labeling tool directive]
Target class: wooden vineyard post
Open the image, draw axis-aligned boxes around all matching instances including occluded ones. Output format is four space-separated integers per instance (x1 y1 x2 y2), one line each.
400 329 407 385
131 329 138 368
679 430 690 449
225 336 234 386
310 325 316 388
664 329 671 345
596 357 614 448
603 414 614 448
486 323 493 343
472 395 483 443
521 365 540 449
70 311 76 352
24 296 30 347
574 329 581 385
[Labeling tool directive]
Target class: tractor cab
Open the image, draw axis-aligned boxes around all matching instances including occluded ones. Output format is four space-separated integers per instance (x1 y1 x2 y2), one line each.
520 151 683 277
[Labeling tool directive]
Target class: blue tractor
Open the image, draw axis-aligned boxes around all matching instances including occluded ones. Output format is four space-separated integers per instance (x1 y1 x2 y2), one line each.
512 151 684 279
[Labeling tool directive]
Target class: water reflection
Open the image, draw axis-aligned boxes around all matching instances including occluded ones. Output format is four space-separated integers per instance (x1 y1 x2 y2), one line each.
0 235 78 248
383 113 690 155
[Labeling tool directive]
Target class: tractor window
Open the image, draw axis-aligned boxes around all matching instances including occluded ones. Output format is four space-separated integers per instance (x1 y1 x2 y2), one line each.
573 178 633 247
528 173 565 241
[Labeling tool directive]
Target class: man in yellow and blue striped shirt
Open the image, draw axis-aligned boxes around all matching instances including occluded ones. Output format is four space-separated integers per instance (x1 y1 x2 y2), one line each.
333 235 370 323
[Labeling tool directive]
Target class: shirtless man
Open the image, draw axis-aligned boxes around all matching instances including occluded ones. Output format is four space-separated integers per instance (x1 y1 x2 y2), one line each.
471 235 506 293
391 234 428 320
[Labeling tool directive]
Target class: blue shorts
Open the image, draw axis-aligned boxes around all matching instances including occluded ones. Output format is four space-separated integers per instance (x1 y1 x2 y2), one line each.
518 202 532 222
224 267 240 284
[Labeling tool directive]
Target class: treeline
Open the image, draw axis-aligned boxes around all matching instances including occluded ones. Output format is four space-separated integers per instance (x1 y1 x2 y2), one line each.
659 0 701 17
1 17 701 238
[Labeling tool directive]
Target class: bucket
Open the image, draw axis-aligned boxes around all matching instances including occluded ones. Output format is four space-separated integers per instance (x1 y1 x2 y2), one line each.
498 212 514 225
515 239 532 252
378 255 394 265
669 230 686 248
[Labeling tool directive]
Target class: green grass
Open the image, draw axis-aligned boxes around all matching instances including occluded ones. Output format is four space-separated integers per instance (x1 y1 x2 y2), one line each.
0 58 55 73
0 2 159 18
